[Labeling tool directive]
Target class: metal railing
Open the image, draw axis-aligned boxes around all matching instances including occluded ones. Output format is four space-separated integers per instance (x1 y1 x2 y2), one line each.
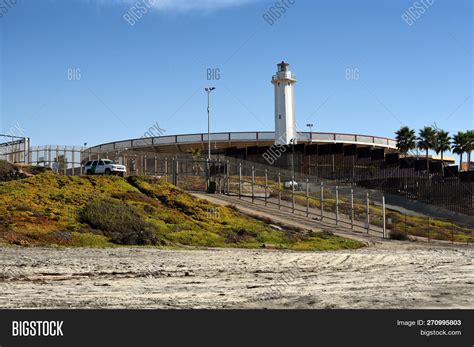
84 131 397 153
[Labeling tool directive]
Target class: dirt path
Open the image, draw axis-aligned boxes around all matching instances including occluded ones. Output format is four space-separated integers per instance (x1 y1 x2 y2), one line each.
193 191 386 235
0 243 472 309
192 192 470 246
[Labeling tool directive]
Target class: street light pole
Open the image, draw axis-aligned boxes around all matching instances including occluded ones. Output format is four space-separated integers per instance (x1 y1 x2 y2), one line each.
306 124 313 175
290 138 296 181
205 87 216 160
306 123 313 141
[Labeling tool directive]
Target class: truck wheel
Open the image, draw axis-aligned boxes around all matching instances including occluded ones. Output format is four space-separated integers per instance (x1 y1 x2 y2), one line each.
105 168 111 175
86 169 92 175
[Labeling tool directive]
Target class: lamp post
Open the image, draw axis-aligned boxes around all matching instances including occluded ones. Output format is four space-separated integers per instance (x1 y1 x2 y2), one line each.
205 87 216 160
306 123 313 141
290 137 296 181
306 124 313 175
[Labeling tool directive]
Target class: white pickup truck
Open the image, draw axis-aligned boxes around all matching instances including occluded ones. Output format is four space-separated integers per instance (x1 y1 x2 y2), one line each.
84 159 126 177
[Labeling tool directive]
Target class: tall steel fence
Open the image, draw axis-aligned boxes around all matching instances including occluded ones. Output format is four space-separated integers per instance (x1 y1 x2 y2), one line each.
27 145 86 175
10 143 473 217
4 144 472 242
168 156 473 244
0 135 29 164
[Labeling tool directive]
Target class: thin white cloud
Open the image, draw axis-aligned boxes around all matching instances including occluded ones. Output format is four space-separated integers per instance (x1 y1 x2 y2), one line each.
116 0 258 12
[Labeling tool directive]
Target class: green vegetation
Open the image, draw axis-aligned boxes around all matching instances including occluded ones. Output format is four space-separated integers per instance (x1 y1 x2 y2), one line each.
79 198 158 246
269 184 473 243
451 130 474 167
395 126 416 155
417 126 437 171
395 125 474 171
0 167 363 250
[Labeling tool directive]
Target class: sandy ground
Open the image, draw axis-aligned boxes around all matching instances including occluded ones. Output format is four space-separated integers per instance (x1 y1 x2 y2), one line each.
0 242 472 309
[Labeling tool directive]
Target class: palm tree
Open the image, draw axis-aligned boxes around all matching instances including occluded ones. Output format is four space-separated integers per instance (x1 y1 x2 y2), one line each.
433 129 451 174
465 130 474 170
395 126 416 155
417 126 436 172
452 131 467 171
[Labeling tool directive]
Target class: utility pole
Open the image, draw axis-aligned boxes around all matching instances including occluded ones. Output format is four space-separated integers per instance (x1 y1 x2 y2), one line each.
306 123 313 141
290 137 296 181
205 87 216 160
306 123 313 175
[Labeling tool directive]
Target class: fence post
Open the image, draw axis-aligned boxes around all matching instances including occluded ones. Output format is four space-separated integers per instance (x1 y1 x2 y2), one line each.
80 149 84 176
382 195 386 238
72 148 75 176
320 182 324 221
165 158 168 183
291 174 295 213
264 169 268 206
154 155 157 176
366 192 370 234
428 217 431 242
251 166 255 204
350 188 354 230
403 213 407 237
123 155 127 177
451 222 454 244
335 185 339 226
306 178 309 217
45 147 51 169
278 170 281 210
174 158 179 187
226 160 230 195
216 160 220 194
63 147 67 175
239 162 242 199
144 154 147 176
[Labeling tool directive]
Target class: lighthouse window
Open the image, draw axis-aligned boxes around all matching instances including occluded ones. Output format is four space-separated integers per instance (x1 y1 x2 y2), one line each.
278 114 281 119
288 82 290 86
278 82 280 86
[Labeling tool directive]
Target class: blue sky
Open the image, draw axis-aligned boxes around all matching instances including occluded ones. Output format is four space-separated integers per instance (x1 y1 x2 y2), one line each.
0 0 472 152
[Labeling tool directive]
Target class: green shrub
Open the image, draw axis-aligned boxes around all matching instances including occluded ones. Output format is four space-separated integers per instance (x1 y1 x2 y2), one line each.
389 229 408 241
0 160 20 181
220 228 258 243
79 198 157 246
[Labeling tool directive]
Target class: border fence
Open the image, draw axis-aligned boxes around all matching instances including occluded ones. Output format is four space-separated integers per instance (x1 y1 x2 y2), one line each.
0 135 29 164
27 145 85 175
160 156 473 244
1 143 472 242
2 140 473 218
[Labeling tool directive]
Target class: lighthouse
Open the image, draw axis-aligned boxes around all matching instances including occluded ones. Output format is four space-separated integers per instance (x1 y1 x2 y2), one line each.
271 61 297 145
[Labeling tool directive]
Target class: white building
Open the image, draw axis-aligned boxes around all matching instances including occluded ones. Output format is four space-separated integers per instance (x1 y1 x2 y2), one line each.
271 61 297 145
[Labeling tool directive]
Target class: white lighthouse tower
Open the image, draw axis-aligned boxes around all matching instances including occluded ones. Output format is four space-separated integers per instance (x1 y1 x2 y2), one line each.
271 61 297 145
